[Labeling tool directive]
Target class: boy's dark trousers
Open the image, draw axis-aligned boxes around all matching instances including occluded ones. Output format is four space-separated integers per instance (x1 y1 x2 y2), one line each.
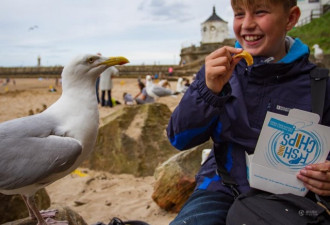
169 189 234 225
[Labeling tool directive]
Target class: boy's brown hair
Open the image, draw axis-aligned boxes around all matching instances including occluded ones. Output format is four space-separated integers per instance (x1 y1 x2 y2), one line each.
231 0 297 11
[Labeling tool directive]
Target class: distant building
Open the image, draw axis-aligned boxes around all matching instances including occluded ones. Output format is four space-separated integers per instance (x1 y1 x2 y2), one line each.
179 6 234 67
201 6 229 44
297 0 328 26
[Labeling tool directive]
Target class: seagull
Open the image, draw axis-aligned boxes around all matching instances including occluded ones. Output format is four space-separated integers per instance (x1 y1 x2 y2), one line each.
0 54 129 224
28 25 39 31
145 75 179 99
312 44 324 63
176 77 188 93
158 79 171 89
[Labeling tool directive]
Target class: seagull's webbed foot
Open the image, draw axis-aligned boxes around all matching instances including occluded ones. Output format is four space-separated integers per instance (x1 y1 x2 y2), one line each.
39 209 59 218
45 218 69 225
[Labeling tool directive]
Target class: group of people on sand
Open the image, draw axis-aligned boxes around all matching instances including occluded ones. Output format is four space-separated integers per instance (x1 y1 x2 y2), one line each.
123 78 155 105
95 52 191 107
122 76 192 105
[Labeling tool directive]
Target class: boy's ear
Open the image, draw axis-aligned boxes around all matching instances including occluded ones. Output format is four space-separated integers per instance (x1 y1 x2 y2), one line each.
286 6 301 31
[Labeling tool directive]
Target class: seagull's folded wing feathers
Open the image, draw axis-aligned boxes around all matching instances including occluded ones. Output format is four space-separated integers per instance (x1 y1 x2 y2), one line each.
152 85 173 97
0 116 82 190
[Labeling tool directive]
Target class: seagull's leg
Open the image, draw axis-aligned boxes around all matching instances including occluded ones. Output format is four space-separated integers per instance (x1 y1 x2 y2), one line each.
24 195 48 225
25 195 69 225
21 194 37 220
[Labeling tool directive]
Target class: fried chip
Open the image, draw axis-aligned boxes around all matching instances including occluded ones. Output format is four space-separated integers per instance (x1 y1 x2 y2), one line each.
233 50 253 66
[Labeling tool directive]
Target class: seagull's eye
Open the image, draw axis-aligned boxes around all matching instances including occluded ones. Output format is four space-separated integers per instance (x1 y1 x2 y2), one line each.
87 57 95 64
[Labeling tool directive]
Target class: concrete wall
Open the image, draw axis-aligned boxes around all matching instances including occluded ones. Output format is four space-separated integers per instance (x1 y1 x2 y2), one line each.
180 39 236 66
0 65 178 79
1 55 329 79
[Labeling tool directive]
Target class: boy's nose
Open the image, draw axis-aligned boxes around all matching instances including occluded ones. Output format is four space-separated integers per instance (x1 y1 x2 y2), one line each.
241 14 256 29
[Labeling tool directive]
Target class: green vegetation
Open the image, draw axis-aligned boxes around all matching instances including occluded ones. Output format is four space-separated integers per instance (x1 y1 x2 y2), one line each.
288 12 330 54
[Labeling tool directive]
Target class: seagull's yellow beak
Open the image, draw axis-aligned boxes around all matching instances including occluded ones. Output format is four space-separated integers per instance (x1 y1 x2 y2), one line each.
99 56 129 66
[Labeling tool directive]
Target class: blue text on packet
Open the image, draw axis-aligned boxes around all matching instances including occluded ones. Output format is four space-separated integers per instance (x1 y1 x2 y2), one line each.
268 118 295 134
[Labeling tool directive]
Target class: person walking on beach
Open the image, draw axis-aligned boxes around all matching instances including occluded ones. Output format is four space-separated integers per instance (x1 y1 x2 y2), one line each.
99 66 119 107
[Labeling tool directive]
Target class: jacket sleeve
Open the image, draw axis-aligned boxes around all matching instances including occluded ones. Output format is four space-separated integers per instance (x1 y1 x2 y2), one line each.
166 65 232 150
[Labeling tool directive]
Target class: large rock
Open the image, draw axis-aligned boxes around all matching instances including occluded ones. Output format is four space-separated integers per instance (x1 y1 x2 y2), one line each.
152 141 213 212
0 189 50 224
3 204 87 225
85 103 178 177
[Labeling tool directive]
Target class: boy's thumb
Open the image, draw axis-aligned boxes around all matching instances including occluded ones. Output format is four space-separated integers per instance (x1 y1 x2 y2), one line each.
231 56 242 69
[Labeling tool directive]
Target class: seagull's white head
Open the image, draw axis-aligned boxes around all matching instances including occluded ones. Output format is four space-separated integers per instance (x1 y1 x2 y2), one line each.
312 44 319 49
61 54 129 88
146 75 152 81
145 75 153 85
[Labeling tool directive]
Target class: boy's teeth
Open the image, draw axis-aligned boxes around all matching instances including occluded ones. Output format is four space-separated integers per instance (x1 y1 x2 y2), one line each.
244 35 261 41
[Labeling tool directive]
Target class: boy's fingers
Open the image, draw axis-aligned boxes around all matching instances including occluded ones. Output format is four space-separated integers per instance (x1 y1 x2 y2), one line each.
209 46 243 59
303 182 330 196
206 54 230 73
299 168 330 181
231 56 242 67
297 171 330 196
306 160 330 172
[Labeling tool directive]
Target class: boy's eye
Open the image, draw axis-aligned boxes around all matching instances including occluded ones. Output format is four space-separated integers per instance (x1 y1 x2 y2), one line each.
234 12 245 18
255 10 268 16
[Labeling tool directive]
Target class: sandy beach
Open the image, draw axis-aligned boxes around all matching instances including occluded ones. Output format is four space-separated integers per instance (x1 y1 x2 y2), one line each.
0 77 184 225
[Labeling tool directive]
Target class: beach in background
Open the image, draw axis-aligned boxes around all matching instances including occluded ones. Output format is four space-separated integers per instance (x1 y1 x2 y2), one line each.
0 77 183 225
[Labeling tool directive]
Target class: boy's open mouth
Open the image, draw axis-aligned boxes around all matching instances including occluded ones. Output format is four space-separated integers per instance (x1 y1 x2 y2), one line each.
243 35 263 42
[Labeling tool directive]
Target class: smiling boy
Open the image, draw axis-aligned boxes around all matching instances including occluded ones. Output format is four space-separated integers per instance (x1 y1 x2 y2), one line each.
167 0 330 224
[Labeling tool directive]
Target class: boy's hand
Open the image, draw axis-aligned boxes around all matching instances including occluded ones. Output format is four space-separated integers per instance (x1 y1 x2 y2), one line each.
205 47 243 94
297 160 330 196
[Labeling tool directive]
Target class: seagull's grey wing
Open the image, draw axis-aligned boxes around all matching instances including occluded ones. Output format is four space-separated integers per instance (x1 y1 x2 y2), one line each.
0 115 82 190
151 85 173 97
0 114 55 138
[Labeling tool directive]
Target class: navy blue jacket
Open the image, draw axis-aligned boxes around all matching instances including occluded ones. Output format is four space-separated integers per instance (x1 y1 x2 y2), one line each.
167 38 330 196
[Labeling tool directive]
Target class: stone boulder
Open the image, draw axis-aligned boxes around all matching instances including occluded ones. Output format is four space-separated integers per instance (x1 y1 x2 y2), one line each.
152 140 213 212
3 204 87 225
84 103 178 177
0 189 50 224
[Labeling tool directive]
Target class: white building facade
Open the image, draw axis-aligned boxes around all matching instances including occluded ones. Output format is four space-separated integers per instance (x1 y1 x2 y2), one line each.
201 6 229 44
297 0 327 26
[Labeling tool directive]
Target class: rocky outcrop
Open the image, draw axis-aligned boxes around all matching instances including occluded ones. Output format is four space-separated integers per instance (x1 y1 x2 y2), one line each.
2 205 87 225
0 189 50 224
152 141 213 212
84 103 178 177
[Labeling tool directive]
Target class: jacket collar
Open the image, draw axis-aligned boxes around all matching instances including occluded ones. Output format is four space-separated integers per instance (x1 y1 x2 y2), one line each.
233 37 314 83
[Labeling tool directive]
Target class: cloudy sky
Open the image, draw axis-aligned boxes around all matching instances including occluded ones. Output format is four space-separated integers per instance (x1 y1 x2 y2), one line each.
0 0 234 67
